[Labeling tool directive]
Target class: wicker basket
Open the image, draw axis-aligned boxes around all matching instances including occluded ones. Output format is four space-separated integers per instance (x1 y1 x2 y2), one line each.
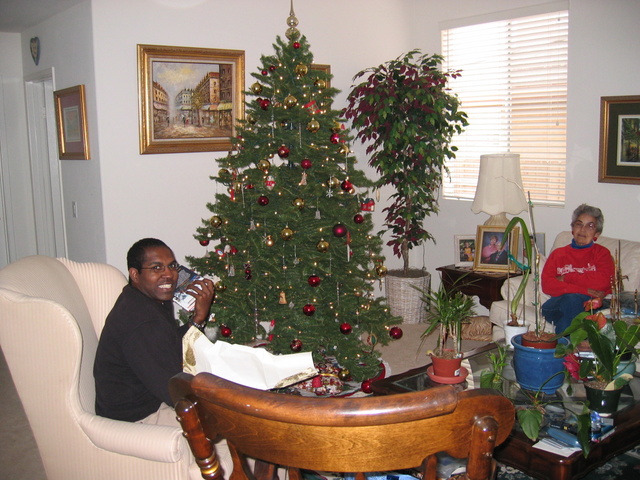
385 270 431 324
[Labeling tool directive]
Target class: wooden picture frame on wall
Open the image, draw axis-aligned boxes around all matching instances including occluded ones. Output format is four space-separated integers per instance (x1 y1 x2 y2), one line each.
54 85 90 160
137 44 245 154
598 95 640 184
473 225 519 273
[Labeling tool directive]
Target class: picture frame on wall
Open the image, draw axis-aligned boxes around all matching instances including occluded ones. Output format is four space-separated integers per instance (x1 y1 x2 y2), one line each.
473 225 520 273
137 44 245 154
310 63 331 88
54 85 90 160
454 234 476 268
598 95 640 184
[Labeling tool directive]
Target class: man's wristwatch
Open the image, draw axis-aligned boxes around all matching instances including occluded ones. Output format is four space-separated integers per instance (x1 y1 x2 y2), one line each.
189 319 206 332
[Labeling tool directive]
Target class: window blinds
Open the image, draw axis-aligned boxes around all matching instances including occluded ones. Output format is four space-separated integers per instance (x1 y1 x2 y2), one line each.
441 9 568 205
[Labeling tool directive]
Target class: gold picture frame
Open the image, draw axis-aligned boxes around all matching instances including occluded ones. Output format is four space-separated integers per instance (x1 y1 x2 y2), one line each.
137 44 245 154
473 225 519 273
54 85 90 160
598 95 640 184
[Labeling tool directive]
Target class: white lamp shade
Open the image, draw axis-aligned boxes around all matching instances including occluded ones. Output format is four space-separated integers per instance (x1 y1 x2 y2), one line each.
471 153 528 221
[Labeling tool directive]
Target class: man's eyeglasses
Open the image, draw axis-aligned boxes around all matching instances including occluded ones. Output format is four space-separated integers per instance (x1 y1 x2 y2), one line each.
572 221 597 231
140 262 180 273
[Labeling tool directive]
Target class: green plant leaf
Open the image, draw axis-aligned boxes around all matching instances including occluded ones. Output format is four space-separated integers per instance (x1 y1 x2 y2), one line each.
517 408 543 441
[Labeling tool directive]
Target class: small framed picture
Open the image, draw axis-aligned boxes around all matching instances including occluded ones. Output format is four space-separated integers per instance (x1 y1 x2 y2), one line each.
454 235 476 267
54 85 90 160
473 225 520 273
598 95 640 184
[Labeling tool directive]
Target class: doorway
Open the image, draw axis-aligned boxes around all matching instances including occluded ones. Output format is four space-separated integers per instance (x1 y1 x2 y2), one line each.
24 68 67 258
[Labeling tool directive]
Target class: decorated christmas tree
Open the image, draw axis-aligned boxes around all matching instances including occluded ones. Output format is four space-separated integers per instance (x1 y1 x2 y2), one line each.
187 6 401 384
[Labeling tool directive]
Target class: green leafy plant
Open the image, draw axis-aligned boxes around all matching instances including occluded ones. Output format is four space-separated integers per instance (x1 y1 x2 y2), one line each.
416 278 475 357
555 312 640 390
343 50 468 274
480 342 508 389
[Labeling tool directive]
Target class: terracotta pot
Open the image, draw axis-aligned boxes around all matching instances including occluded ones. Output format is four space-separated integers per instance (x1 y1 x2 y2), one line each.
521 331 557 349
584 384 623 415
430 351 463 377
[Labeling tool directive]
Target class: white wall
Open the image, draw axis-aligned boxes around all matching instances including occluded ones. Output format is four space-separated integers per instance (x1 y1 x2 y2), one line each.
20 1 107 262
3 0 640 288
0 32 37 264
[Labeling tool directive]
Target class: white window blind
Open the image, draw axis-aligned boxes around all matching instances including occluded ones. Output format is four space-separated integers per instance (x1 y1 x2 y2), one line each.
441 9 568 205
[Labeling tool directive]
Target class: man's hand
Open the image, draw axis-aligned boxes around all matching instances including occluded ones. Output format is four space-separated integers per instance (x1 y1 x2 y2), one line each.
187 278 215 325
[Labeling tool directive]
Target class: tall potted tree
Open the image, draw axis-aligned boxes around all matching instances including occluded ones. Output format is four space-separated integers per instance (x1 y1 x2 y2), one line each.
343 50 468 323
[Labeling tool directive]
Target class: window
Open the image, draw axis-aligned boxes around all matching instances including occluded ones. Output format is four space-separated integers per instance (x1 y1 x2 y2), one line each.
441 7 568 205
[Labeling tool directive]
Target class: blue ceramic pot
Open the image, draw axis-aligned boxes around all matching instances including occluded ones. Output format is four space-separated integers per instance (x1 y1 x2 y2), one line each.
615 356 637 378
511 334 569 394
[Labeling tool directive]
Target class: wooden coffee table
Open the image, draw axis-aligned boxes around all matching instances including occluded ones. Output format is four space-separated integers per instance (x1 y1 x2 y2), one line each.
371 343 640 480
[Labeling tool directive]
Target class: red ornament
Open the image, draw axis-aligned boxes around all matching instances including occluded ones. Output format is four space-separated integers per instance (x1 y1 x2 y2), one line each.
261 69 268 75
308 275 321 287
260 99 271 110
220 326 232 337
290 339 303 352
332 223 348 238
330 132 340 144
389 326 403 340
269 65 277 72
360 198 375 212
340 322 352 335
361 379 373 394
353 214 364 224
341 179 353 191
301 158 312 169
257 195 269 206
302 304 316 316
199 239 210 246
277 145 290 158
293 42 301 49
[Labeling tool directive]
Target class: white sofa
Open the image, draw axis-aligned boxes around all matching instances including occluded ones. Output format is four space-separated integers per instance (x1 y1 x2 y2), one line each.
490 231 640 341
0 256 197 480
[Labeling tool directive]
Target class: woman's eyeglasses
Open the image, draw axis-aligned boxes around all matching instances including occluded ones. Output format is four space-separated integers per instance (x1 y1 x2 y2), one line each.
572 221 596 231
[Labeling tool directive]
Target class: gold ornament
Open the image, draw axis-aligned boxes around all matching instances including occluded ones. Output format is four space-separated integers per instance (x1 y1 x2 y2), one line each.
250 82 263 94
316 239 330 253
338 368 350 381
376 265 388 277
280 227 294 240
218 168 230 178
214 281 226 292
306 119 320 133
295 64 308 76
314 78 327 90
284 94 298 108
327 176 340 189
279 291 288 304
209 216 223 228
258 159 271 172
265 235 275 247
338 144 349 155
285 27 300 40
246 113 256 124
292 197 305 209
331 122 342 133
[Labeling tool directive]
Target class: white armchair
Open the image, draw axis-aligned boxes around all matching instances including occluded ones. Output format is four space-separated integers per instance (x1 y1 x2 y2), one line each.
490 232 640 341
0 256 196 480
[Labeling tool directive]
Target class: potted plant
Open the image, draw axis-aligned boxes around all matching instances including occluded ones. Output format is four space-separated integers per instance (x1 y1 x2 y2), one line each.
480 342 508 391
502 214 571 393
342 50 468 323
416 279 476 381
555 311 640 414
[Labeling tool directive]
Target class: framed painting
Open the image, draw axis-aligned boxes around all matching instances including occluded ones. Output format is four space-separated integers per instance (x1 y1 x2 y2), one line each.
473 225 519 273
310 63 331 88
598 95 640 184
137 44 245 154
54 85 90 160
454 234 476 267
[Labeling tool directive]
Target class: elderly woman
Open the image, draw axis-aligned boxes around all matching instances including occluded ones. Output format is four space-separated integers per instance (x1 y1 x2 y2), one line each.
541 204 615 333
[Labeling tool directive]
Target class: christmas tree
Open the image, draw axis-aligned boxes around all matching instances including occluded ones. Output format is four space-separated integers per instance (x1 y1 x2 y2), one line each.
187 7 400 383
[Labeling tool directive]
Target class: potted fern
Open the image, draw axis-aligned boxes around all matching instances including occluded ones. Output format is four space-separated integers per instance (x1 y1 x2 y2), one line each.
417 278 475 381
343 50 467 323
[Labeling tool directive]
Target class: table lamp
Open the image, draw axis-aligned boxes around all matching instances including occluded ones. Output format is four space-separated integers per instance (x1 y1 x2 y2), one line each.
471 153 528 225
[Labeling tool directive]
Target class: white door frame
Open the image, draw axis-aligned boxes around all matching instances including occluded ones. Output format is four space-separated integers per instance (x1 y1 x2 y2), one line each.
24 68 67 258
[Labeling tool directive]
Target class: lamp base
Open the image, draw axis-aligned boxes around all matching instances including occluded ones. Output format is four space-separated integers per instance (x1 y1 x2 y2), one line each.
484 213 510 226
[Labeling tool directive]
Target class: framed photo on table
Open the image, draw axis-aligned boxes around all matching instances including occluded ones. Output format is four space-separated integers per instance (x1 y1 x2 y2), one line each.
454 234 476 267
137 44 245 154
473 225 519 273
54 85 90 160
598 95 640 184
